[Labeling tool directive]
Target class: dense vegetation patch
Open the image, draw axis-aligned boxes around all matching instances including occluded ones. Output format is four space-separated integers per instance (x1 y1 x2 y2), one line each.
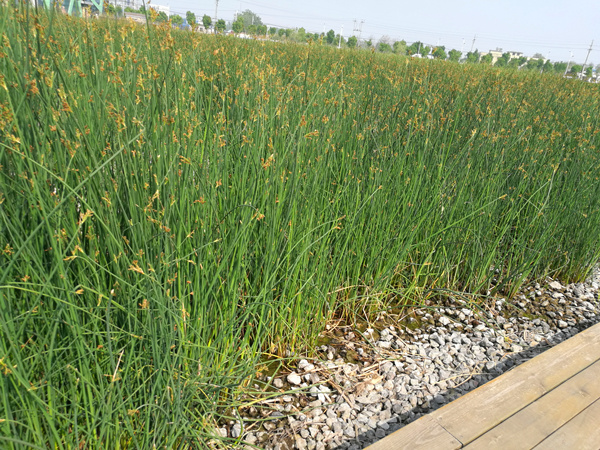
1 5 600 447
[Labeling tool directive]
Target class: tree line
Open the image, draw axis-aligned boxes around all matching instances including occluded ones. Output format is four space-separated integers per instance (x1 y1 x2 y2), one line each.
105 7 593 76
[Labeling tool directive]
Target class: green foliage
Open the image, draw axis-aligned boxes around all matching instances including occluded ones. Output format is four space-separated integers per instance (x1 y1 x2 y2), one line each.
570 64 583 74
326 29 335 45
432 46 446 59
526 58 544 71
3 5 600 448
155 10 168 23
448 49 461 62
232 17 243 33
257 24 267 35
553 61 568 73
238 9 262 31
378 42 392 53
408 41 427 56
294 27 306 42
170 14 183 26
185 10 196 28
495 52 511 67
216 19 226 33
466 50 480 63
393 40 407 55
480 53 493 65
347 35 357 48
202 14 211 30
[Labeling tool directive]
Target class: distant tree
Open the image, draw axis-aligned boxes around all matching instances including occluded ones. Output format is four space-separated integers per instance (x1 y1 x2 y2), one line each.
553 62 568 73
155 11 168 23
432 46 446 59
284 29 292 37
365 39 372 48
526 58 544 71
508 58 520 69
379 35 392 48
585 66 593 77
257 25 267 35
480 53 493 65
466 50 480 63
517 56 528 66
532 53 545 60
296 27 307 42
421 45 431 56
170 14 183 26
216 19 226 33
494 52 511 67
448 49 461 62
570 64 582 74
326 29 336 45
186 11 197 30
125 6 136 12
542 60 553 73
239 9 262 32
378 42 392 53
393 40 407 55
248 25 257 35
202 14 212 31
269 27 277 36
347 35 358 48
407 41 423 56
278 28 285 37
232 17 243 33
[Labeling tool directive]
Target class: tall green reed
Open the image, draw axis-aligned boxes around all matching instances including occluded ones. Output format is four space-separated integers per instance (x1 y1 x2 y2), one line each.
1 4 600 446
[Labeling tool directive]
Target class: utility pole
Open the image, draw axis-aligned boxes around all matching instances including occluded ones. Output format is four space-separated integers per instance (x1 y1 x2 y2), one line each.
338 25 343 49
470 34 476 53
214 0 219 34
581 40 594 78
564 51 574 77
353 19 364 46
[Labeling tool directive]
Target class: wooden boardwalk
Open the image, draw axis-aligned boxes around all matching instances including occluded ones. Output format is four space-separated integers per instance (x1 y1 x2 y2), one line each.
366 321 600 450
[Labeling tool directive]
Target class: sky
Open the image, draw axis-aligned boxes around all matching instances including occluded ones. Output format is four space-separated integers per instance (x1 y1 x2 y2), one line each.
160 0 600 64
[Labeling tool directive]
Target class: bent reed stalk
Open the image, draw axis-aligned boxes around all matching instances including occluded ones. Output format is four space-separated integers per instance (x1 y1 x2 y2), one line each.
1 4 600 447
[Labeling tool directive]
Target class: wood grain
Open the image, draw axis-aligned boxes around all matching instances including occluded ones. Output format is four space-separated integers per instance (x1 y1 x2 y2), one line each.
464 358 600 449
365 414 461 450
533 397 600 450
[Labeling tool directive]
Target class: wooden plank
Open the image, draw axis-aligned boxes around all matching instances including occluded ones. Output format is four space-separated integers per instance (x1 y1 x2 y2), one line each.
365 415 461 450
431 322 600 444
464 358 600 449
533 397 600 450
